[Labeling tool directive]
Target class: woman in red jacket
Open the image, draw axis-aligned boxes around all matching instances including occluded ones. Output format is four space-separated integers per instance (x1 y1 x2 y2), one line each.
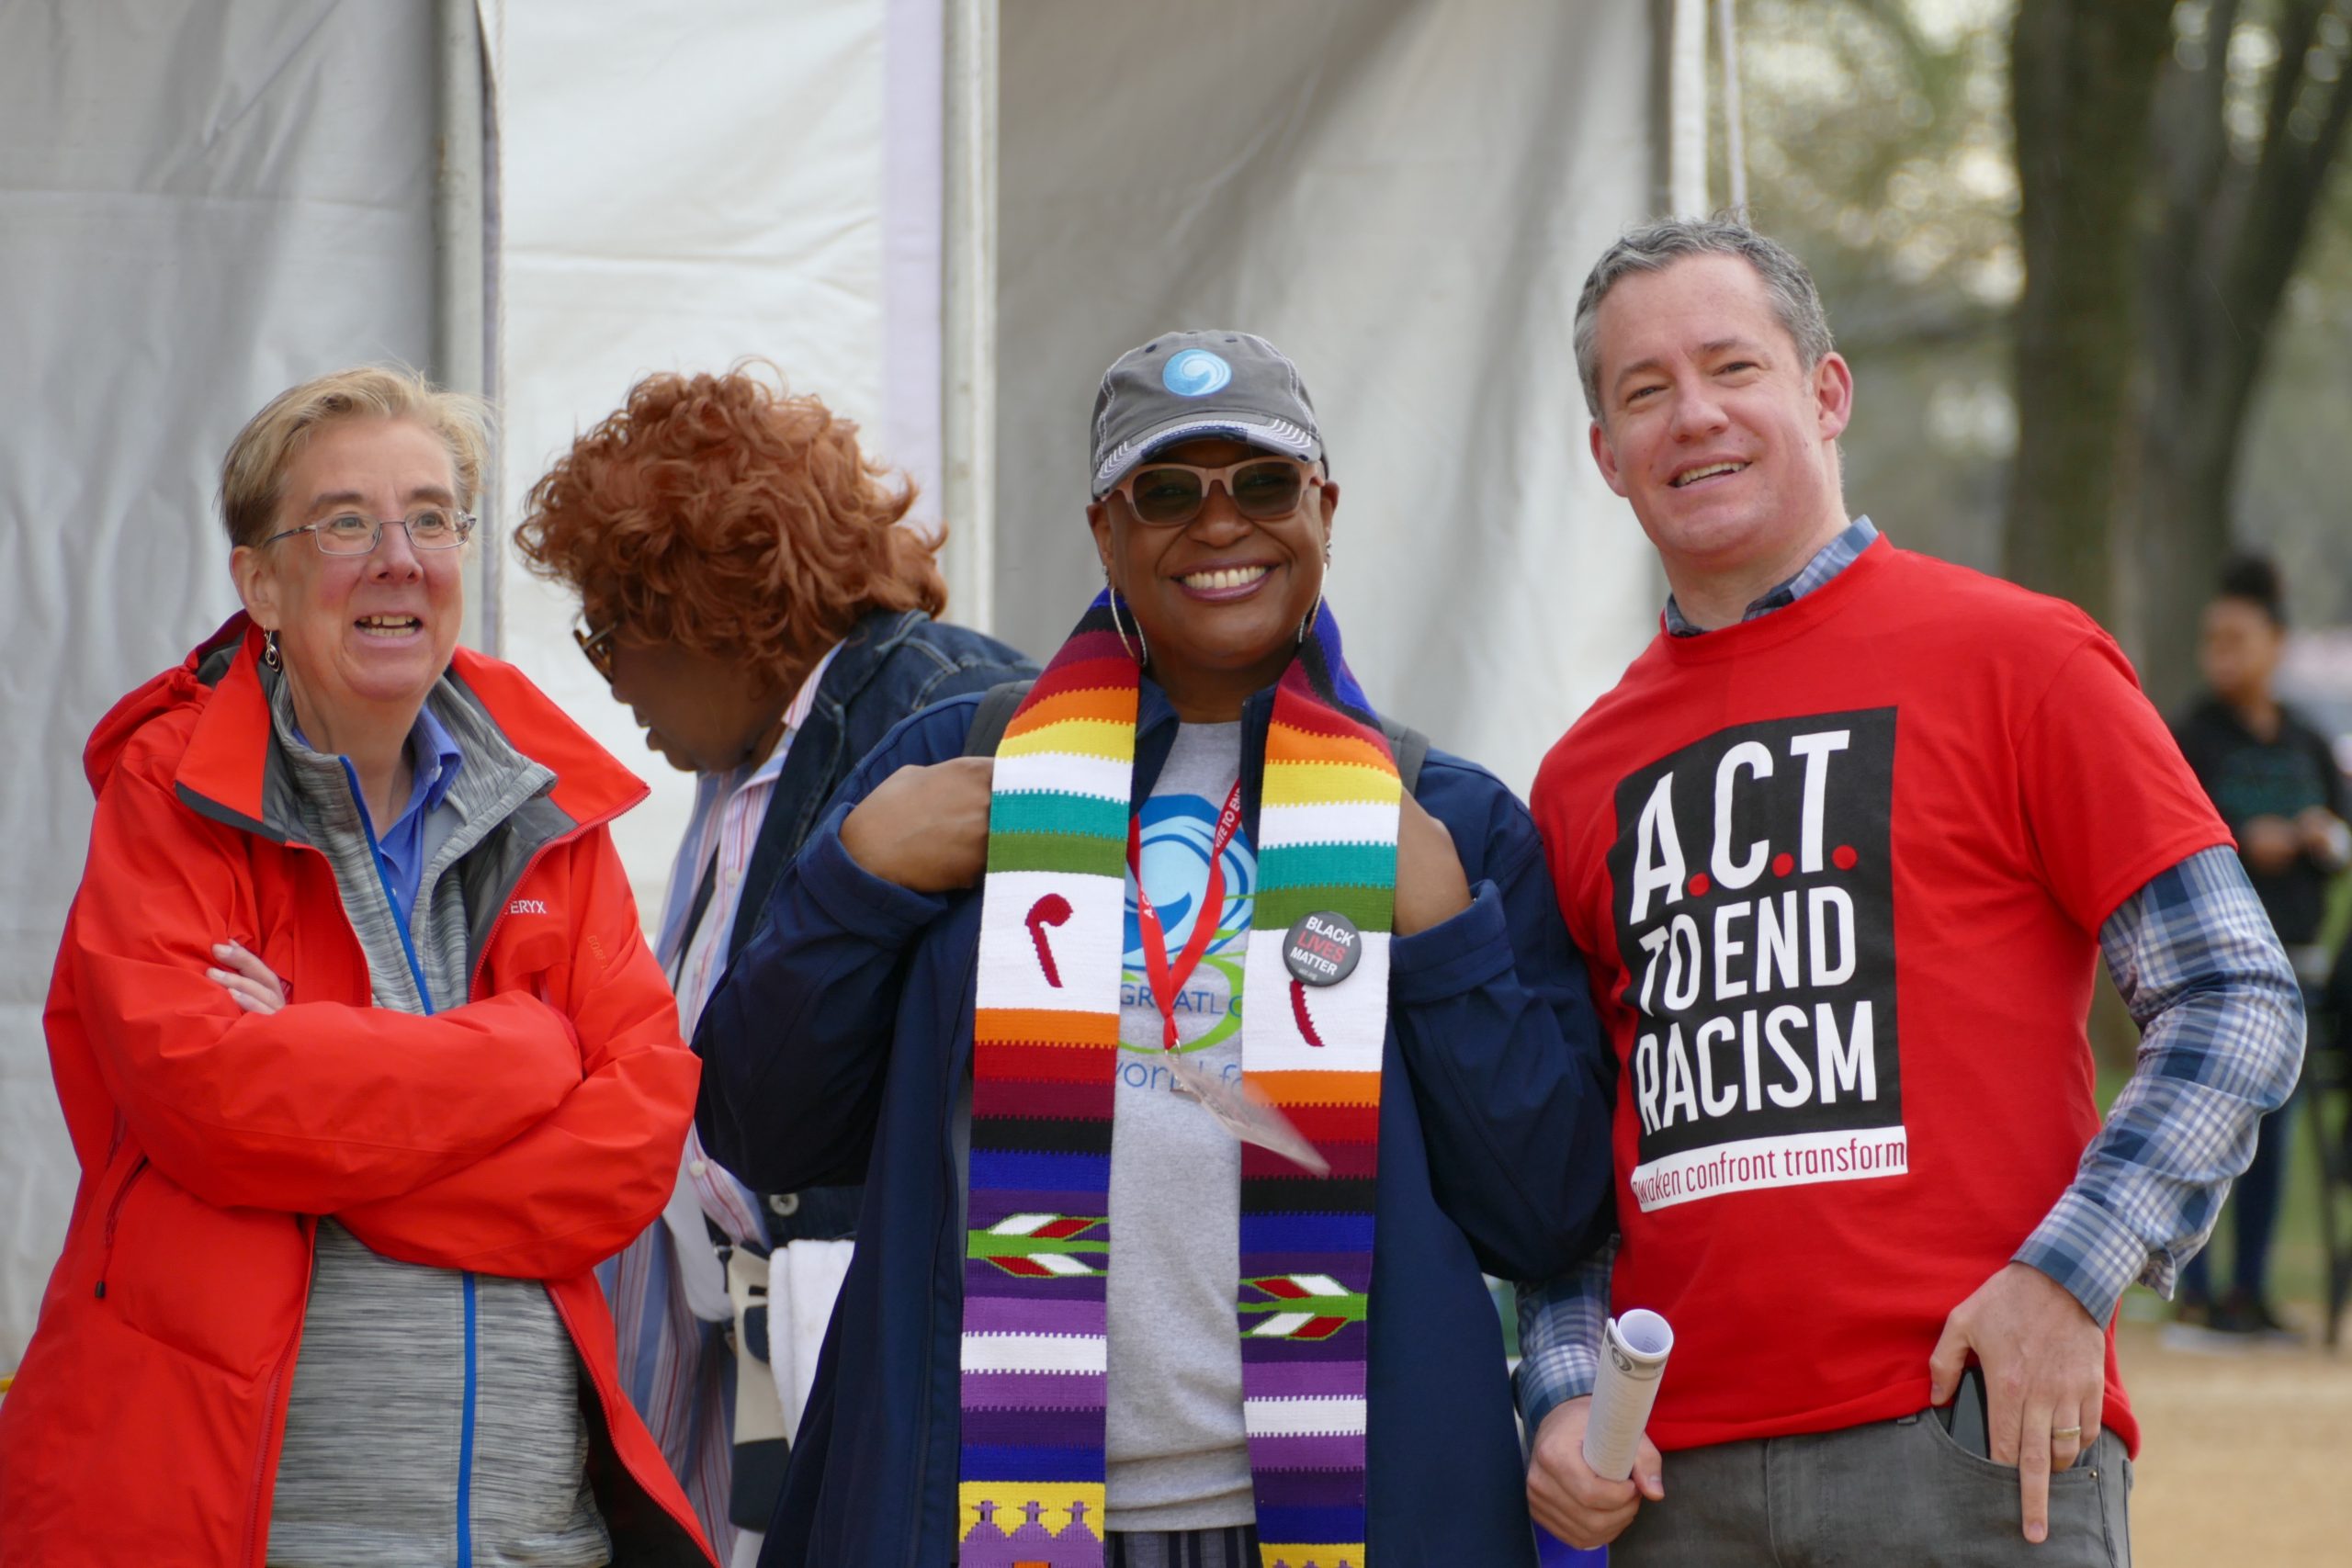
0 367 715 1566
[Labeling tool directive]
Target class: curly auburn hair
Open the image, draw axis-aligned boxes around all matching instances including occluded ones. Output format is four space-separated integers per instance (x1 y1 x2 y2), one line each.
514 367 947 682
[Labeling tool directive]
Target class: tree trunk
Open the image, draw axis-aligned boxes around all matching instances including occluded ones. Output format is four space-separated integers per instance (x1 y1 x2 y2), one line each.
2130 0 2352 710
2001 0 2177 627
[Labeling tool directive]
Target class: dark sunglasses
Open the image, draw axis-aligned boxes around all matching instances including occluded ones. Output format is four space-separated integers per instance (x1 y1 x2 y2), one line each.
1109 456 1318 527
574 617 618 682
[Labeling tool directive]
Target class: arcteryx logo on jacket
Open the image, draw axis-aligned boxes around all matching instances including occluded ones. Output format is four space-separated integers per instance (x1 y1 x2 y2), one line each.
1604 707 1905 1211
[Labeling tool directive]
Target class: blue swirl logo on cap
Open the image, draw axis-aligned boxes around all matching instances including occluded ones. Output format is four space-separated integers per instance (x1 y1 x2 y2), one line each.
1162 348 1233 398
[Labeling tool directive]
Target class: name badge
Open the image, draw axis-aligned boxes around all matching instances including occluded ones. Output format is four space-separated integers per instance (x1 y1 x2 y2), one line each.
1283 911 1363 987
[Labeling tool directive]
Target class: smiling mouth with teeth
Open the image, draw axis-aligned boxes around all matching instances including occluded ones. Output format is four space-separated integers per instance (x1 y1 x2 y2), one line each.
1179 565 1272 591
1671 461 1748 488
355 615 424 636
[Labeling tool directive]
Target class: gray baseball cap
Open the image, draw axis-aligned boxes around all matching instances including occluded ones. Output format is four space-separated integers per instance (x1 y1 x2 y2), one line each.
1088 331 1324 498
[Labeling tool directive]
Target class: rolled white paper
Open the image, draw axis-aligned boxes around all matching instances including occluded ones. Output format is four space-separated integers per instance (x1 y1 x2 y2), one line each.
1580 1308 1674 1483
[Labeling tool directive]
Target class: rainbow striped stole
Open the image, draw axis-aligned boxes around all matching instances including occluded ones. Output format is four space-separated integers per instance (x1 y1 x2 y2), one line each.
959 597 1398 1568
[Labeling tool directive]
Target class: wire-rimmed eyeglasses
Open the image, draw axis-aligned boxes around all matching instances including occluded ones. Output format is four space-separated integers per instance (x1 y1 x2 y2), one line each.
261 507 476 555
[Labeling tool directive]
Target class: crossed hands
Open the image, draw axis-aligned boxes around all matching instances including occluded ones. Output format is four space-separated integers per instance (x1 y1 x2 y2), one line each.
1524 1262 2106 1550
207 941 287 1014
842 757 1472 932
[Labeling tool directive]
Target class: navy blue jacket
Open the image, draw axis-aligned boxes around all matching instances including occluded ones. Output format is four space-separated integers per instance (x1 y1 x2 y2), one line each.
696 678 1615 1567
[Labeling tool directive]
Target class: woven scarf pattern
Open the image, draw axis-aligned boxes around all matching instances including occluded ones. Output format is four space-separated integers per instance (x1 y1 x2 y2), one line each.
958 596 1397 1568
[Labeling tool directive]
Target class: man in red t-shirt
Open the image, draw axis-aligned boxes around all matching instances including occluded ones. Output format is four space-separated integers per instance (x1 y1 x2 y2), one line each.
1518 217 2303 1566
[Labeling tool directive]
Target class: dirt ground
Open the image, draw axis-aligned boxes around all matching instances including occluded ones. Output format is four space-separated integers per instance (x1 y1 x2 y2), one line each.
2117 1314 2351 1567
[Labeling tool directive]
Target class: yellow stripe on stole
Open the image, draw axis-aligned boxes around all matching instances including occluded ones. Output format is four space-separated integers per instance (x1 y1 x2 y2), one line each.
956 1481 1108 1542
1260 759 1402 807
1260 1545 1366 1568
996 717 1137 763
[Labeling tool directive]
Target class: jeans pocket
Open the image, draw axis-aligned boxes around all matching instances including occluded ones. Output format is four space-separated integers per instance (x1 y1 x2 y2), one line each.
1909 1411 2121 1567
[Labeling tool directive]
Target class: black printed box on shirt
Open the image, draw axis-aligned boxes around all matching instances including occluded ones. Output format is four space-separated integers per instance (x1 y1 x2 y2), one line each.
1606 708 1905 1212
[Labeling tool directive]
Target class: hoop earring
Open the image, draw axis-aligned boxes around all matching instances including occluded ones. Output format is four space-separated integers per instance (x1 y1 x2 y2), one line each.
262 629 282 671
1106 579 1148 666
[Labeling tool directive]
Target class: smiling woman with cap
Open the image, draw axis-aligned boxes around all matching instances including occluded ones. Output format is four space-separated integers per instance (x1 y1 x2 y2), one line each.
694 332 1619 1568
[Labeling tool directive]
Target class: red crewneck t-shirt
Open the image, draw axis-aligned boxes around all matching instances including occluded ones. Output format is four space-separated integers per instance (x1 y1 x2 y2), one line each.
1531 536 2227 1453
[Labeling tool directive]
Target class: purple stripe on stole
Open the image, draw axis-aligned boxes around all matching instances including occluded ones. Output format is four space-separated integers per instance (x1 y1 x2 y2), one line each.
962 1294 1108 1337
1232 1241 1374 1279
1233 1251 1373 1288
1239 1461 1368 1508
1246 1433 1369 1476
965 1260 1111 1303
962 1404 1117 1446
960 1371 1106 1410
1237 1359 1365 1399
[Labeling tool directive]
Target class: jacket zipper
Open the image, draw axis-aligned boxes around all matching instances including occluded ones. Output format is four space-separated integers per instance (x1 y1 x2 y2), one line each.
347 761 482 1565
93 1154 151 1299
458 1272 479 1568
241 1218 315 1568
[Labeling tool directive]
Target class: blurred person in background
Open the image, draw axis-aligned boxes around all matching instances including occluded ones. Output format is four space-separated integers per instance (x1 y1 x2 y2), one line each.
515 365 1032 1564
0 367 712 1564
2170 553 2350 1339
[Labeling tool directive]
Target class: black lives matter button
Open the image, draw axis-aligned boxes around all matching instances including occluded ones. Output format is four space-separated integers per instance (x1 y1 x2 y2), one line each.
1283 911 1363 987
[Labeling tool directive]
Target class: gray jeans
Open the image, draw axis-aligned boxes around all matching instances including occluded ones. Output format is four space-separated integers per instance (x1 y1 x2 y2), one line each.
1611 1410 2132 1567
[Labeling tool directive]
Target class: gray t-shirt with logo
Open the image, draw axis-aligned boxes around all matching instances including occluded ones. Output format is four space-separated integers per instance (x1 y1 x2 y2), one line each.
1105 722 1256 1531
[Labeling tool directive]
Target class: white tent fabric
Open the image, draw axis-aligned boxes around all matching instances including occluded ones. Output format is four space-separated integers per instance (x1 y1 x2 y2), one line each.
992 0 1665 793
492 0 944 895
0 2 436 1368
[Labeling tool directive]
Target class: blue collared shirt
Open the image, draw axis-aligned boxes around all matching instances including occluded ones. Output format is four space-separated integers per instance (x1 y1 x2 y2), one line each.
1515 522 2304 1435
300 705 466 924
1662 515 1882 636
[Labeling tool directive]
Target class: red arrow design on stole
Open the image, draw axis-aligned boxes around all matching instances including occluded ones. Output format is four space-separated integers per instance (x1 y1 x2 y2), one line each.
1025 894 1073 987
1290 979 1326 1046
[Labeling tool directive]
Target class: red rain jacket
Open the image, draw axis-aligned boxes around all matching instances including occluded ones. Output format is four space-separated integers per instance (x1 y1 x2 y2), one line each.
0 617 715 1566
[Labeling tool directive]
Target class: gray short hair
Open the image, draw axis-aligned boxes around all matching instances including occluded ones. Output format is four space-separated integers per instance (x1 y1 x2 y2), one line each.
1573 216 1835 420
220 365 492 549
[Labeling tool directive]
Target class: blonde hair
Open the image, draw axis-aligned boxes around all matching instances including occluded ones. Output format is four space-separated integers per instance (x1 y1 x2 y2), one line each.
220 366 493 547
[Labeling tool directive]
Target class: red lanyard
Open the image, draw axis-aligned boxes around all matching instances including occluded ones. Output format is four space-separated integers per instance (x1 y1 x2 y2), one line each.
1127 780 1245 1052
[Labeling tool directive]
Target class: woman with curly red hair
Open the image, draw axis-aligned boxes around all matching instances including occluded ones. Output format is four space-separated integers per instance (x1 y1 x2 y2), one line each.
516 367 1032 1562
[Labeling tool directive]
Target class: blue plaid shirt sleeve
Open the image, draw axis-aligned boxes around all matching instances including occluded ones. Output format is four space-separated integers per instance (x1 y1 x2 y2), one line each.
2014 845 2305 1321
1514 1240 1615 1436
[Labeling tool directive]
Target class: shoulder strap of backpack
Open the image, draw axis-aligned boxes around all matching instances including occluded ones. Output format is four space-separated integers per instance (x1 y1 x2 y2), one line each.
962 679 1036 758
1378 716 1430 796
